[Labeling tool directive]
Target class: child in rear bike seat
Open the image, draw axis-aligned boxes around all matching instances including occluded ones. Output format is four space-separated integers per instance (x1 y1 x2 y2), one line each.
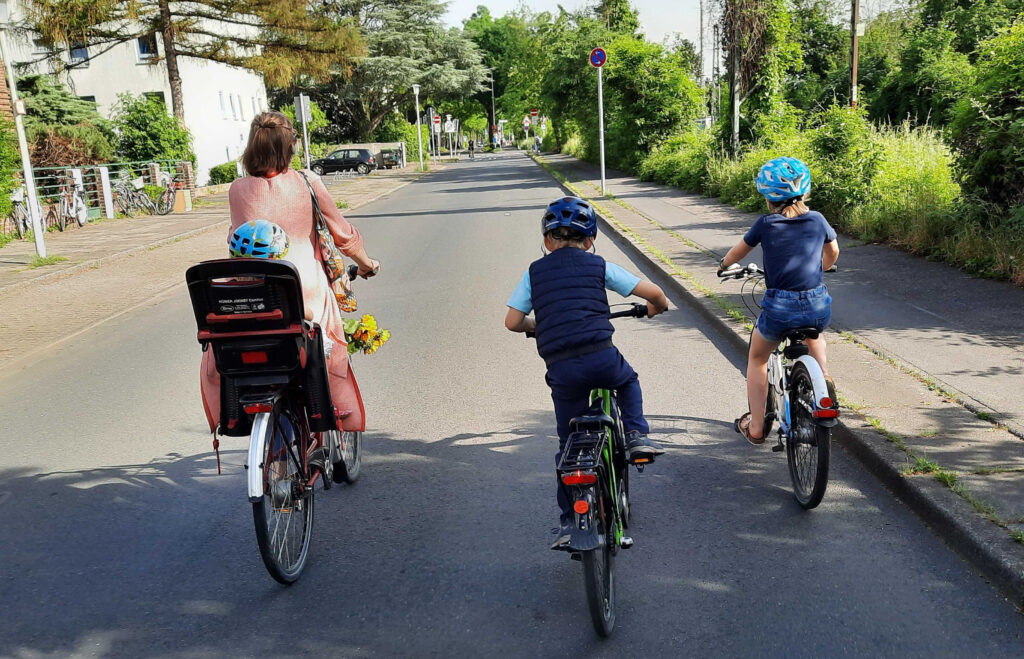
504 196 669 542
717 157 840 445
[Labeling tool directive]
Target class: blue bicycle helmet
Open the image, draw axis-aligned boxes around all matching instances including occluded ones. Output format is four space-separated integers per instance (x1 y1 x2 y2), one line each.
542 196 597 238
229 219 289 259
755 157 812 203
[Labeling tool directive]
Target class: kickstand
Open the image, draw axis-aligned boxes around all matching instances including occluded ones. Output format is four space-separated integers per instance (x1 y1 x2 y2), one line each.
771 433 784 453
212 431 222 474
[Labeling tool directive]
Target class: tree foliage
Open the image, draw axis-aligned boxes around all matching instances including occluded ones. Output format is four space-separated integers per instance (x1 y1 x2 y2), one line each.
24 0 363 120
17 75 115 166
110 93 195 164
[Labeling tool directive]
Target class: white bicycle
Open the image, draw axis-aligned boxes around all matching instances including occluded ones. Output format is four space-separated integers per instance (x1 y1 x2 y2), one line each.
720 263 840 509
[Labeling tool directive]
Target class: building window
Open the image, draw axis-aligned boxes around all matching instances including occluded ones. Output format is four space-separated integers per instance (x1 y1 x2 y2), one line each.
32 38 54 55
79 95 97 105
144 91 166 106
251 97 258 117
69 43 89 66
229 94 238 120
237 94 245 121
137 34 158 61
218 91 227 118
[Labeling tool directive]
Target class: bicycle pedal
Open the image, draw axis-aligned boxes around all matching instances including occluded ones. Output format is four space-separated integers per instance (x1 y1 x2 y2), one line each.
771 443 784 453
620 536 634 549
569 551 582 562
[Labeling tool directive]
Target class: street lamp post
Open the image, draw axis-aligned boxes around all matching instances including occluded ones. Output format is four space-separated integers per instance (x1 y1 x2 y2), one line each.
412 84 424 171
486 70 496 149
0 1 46 257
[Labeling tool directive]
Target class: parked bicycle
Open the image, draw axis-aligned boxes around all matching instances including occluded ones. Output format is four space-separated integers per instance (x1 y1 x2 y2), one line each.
7 186 40 238
186 261 365 584
154 172 178 216
719 263 839 509
46 177 89 231
114 176 156 217
529 302 653 637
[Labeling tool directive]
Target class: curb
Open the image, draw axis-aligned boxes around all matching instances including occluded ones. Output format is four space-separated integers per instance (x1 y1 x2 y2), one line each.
536 158 1024 609
0 171 429 296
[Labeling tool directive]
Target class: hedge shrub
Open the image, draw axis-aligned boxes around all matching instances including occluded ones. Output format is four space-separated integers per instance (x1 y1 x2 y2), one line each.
208 161 239 185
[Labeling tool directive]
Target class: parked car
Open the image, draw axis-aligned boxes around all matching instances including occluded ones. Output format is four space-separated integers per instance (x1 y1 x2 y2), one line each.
379 149 399 169
310 148 376 175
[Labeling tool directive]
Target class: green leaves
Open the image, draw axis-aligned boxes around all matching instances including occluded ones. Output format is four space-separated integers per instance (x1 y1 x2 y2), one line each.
111 93 195 165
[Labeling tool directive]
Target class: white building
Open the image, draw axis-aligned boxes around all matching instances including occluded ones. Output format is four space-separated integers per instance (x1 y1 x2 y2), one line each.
7 5 269 184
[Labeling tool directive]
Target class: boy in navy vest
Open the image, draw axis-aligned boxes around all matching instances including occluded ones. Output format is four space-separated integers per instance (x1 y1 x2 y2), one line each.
505 196 669 545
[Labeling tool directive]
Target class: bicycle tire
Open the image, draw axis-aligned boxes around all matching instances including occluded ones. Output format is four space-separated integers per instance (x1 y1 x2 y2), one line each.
333 430 362 483
114 191 136 217
252 411 314 584
786 362 830 509
155 188 174 215
12 205 26 239
135 191 156 215
582 476 616 637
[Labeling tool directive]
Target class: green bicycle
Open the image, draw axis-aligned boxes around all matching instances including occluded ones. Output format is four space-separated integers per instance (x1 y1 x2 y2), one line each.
548 302 653 637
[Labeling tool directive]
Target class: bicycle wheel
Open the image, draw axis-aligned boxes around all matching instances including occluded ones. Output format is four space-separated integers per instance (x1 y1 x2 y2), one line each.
252 411 314 584
114 191 136 217
786 362 830 509
12 205 26 238
582 476 616 637
332 430 362 484
135 191 156 215
156 188 174 215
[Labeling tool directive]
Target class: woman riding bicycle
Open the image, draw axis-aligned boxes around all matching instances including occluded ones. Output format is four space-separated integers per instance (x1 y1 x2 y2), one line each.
718 157 840 444
199 111 380 433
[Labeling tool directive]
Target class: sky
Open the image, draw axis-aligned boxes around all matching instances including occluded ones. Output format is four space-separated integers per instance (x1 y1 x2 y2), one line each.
443 0 708 69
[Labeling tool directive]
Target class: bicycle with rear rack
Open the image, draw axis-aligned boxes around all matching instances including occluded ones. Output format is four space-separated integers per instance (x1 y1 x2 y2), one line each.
186 261 368 584
154 172 178 216
528 302 653 637
718 263 839 509
8 186 40 238
46 177 89 231
114 176 155 217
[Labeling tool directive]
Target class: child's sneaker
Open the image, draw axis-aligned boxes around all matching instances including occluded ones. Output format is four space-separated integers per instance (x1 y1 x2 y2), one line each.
625 431 665 462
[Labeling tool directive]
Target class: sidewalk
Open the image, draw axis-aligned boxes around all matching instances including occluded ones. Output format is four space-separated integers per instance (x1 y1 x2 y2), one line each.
533 152 1024 605
0 166 433 293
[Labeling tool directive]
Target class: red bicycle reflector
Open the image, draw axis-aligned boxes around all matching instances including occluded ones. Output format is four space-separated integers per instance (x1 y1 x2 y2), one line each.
573 500 589 514
561 470 597 486
819 397 834 409
814 408 839 418
244 403 273 414
241 351 268 364
634 457 651 464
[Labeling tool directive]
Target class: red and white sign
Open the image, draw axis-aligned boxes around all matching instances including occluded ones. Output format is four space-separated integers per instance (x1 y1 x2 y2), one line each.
530 109 538 117
433 115 441 124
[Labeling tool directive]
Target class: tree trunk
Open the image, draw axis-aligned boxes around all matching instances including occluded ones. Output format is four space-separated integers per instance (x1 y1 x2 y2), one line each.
157 0 185 121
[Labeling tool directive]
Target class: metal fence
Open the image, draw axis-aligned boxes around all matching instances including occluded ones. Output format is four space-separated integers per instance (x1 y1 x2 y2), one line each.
3 160 190 237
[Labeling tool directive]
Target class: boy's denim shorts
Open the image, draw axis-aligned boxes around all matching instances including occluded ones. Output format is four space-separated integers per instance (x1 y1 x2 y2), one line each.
756 285 832 342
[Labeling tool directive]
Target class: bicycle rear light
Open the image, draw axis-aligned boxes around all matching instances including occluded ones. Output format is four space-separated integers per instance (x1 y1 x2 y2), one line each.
573 500 590 514
561 470 597 486
241 351 269 364
244 403 273 414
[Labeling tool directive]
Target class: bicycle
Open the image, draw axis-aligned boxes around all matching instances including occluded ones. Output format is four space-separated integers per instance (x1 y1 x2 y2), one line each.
185 260 367 584
718 263 840 509
154 173 178 216
46 176 89 231
7 186 37 238
114 176 156 217
529 302 652 637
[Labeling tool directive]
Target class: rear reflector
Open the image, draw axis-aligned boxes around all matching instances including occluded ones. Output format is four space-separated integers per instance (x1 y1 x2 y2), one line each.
244 403 273 414
241 351 268 364
814 408 839 418
561 470 597 486
819 397 834 409
573 500 590 514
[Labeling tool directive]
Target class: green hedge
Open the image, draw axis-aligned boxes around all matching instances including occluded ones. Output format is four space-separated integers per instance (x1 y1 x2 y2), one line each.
208 160 239 185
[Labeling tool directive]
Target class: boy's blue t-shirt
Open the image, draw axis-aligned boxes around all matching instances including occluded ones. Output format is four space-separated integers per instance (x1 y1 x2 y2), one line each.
743 211 837 291
507 261 641 313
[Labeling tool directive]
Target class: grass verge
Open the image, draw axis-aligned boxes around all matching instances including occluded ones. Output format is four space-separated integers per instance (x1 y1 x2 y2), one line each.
28 255 69 268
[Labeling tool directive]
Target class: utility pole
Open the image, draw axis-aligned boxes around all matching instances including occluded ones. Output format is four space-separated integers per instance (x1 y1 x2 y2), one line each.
699 0 704 85
731 44 740 156
0 5 46 257
850 0 860 108
712 23 720 123
412 84 423 170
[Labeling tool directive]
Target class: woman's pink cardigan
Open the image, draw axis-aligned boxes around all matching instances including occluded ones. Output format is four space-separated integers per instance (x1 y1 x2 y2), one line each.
200 169 367 432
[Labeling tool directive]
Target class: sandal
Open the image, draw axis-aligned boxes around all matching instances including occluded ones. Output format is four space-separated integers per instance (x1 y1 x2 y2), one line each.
734 412 765 445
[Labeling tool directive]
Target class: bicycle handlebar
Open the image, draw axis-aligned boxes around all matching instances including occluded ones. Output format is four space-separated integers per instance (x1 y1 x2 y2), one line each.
524 303 648 339
718 262 838 280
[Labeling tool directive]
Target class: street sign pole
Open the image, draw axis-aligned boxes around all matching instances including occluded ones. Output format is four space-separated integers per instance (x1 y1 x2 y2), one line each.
293 93 311 170
413 84 424 170
590 47 608 196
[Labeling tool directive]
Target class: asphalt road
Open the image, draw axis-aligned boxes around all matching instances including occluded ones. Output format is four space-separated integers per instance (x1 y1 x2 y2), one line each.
1 151 1022 658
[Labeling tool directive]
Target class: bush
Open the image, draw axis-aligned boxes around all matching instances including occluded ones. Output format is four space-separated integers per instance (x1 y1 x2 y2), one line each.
808 105 881 216
637 130 716 191
371 114 426 166
28 124 114 166
111 93 195 165
0 120 18 221
208 161 239 185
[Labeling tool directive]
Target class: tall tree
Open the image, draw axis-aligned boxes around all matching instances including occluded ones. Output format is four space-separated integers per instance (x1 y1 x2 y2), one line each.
594 0 640 35
292 0 487 140
23 1 362 121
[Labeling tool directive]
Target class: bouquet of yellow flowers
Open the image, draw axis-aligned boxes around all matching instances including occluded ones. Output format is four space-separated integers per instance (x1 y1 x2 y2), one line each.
342 314 391 356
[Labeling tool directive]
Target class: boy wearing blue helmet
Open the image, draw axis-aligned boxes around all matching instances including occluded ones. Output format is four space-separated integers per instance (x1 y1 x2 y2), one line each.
505 196 669 544
718 157 840 444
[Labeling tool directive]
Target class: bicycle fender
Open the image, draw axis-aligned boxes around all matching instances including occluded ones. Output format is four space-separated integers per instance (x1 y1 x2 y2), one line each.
794 355 838 427
247 412 272 502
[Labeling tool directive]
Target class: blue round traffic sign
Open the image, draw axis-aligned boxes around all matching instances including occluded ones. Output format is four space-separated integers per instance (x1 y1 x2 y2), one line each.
589 47 607 68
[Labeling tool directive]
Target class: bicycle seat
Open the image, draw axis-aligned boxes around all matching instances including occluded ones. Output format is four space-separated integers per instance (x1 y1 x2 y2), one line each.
569 399 615 430
781 327 820 342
